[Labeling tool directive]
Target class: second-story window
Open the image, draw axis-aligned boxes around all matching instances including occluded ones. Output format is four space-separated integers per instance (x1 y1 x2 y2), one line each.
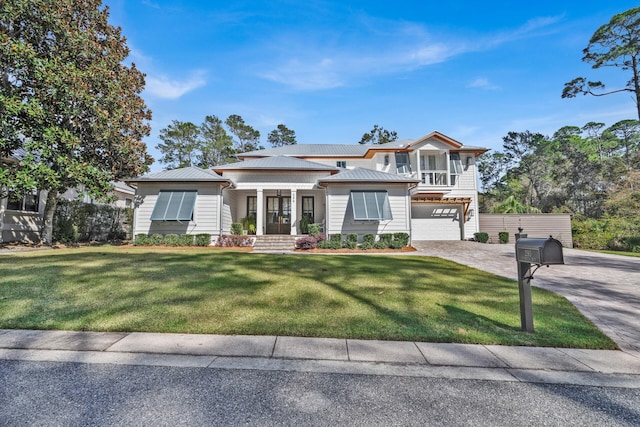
449 153 463 185
395 152 411 174
336 161 347 168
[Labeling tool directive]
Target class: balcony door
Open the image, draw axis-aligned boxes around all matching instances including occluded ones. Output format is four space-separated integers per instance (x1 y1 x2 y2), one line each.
266 196 291 234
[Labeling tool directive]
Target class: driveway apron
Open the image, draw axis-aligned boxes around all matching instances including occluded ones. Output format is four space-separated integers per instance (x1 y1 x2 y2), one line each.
412 241 640 352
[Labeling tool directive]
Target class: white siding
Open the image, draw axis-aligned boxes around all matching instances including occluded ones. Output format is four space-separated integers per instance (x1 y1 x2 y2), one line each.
133 182 222 236
325 184 411 236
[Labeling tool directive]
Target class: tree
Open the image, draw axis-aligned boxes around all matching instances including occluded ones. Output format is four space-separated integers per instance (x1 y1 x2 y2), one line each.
562 7 640 121
156 120 200 169
0 1 153 245
198 115 234 166
605 119 640 166
358 125 398 145
267 124 297 147
225 114 261 153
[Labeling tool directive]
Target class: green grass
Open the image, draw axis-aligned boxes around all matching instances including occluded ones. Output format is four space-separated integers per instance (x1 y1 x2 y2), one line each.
594 250 640 258
0 246 616 348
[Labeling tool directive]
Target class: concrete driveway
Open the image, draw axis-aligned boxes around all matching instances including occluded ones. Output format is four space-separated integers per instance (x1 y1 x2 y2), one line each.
413 241 640 352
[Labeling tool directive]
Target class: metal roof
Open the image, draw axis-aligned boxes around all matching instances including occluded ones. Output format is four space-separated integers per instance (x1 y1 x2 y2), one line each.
214 156 339 172
318 167 420 184
126 166 229 183
239 144 369 158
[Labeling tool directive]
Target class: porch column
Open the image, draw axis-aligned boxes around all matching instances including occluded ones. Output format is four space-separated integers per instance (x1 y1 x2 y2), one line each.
290 189 297 235
445 151 451 186
256 189 264 235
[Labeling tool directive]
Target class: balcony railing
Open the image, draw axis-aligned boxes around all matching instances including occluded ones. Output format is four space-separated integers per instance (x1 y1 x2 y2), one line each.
421 171 448 186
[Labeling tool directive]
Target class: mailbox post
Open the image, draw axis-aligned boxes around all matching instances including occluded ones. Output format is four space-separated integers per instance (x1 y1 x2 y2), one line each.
514 232 564 332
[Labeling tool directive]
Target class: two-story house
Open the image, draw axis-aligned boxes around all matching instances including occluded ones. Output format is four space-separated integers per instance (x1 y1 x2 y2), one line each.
128 131 488 244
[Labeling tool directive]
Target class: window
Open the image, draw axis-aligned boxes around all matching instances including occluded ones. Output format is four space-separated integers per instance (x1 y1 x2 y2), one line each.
450 153 463 174
150 191 197 221
6 188 40 212
336 161 347 168
302 196 314 221
246 196 257 219
350 191 392 221
395 152 411 174
125 198 133 209
449 153 463 186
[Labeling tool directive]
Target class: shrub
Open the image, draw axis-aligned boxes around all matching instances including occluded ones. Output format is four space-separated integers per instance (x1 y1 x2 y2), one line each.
150 234 164 246
179 234 194 246
360 234 376 250
164 234 180 246
296 236 318 250
299 215 311 234
53 199 130 242
345 234 358 249
134 234 150 246
307 223 321 237
474 232 489 243
328 234 343 249
374 240 389 249
498 231 509 244
379 234 393 245
217 235 253 247
393 232 410 247
195 234 211 246
230 223 243 235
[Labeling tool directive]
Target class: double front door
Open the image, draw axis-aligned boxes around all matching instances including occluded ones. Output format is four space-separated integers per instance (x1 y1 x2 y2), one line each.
266 196 291 234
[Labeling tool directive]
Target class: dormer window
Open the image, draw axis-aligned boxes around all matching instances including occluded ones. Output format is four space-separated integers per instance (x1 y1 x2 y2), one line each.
336 161 347 168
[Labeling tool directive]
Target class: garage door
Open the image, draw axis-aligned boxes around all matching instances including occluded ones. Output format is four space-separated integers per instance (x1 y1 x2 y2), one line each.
411 203 462 240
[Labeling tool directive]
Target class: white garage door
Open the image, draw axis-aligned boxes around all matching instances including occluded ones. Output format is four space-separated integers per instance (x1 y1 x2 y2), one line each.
411 204 463 240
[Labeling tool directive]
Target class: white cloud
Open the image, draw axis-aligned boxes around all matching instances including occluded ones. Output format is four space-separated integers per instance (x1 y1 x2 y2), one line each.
259 15 562 91
467 77 500 90
145 71 207 99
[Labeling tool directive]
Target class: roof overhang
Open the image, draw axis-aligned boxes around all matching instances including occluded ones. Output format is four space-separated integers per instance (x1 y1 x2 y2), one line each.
412 195 473 223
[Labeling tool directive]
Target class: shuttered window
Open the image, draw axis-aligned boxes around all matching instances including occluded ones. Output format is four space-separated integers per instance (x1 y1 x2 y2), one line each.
350 191 393 221
150 191 197 221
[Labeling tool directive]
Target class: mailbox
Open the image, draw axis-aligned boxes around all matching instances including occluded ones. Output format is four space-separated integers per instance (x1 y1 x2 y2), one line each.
515 237 564 265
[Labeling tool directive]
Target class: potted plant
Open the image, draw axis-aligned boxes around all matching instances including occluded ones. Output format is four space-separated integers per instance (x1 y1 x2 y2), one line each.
241 215 257 235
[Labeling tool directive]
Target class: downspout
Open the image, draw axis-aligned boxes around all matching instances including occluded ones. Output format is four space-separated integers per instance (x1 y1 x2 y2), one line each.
407 181 419 246
219 180 233 239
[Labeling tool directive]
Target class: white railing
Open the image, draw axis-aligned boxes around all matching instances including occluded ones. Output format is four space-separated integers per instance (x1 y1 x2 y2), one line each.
421 171 448 186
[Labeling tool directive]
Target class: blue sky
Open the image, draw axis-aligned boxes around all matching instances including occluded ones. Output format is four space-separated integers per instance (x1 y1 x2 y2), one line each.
105 1 639 171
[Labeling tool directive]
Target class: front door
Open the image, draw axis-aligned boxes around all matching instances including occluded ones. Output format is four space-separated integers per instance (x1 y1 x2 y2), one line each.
266 196 291 234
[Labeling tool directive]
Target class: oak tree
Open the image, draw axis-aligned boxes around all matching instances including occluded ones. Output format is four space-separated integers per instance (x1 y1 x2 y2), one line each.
0 0 153 245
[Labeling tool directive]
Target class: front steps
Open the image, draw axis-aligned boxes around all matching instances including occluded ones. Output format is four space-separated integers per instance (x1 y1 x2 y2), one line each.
252 235 297 252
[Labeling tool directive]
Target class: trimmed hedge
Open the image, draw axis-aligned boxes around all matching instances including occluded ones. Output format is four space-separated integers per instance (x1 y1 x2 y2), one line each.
345 234 358 249
474 232 489 243
498 231 509 244
216 235 253 247
133 233 212 247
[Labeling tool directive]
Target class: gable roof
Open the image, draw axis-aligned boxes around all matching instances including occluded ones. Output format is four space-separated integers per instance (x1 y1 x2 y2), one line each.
213 156 339 172
126 166 230 183
238 131 488 159
318 167 420 184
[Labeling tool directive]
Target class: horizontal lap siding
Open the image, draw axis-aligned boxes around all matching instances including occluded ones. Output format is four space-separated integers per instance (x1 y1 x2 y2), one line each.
133 183 221 236
326 184 410 235
479 214 573 247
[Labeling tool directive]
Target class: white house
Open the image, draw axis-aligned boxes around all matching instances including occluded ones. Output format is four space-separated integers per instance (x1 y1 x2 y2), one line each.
128 131 488 244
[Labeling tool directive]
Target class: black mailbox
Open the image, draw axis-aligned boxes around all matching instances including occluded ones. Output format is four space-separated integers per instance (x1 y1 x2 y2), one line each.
515 237 564 265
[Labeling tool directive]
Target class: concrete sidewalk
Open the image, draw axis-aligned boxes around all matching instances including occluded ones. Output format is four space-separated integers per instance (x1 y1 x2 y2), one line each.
2 329 640 389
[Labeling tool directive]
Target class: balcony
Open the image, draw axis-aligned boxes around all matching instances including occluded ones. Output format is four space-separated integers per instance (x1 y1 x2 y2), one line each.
421 171 448 186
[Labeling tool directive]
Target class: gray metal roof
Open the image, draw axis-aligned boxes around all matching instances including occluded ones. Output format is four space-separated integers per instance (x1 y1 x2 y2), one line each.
318 167 420 184
239 144 369 158
111 181 135 193
126 166 229 183
214 156 339 171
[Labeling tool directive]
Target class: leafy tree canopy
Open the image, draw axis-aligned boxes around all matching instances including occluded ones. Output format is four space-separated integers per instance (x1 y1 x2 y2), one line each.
0 0 153 244
267 124 297 147
358 124 398 145
562 7 640 120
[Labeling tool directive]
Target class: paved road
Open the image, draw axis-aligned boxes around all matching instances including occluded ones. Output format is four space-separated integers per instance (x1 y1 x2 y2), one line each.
413 241 640 352
1 359 639 426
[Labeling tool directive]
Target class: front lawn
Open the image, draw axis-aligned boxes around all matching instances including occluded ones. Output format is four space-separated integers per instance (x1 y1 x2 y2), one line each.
0 246 615 348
